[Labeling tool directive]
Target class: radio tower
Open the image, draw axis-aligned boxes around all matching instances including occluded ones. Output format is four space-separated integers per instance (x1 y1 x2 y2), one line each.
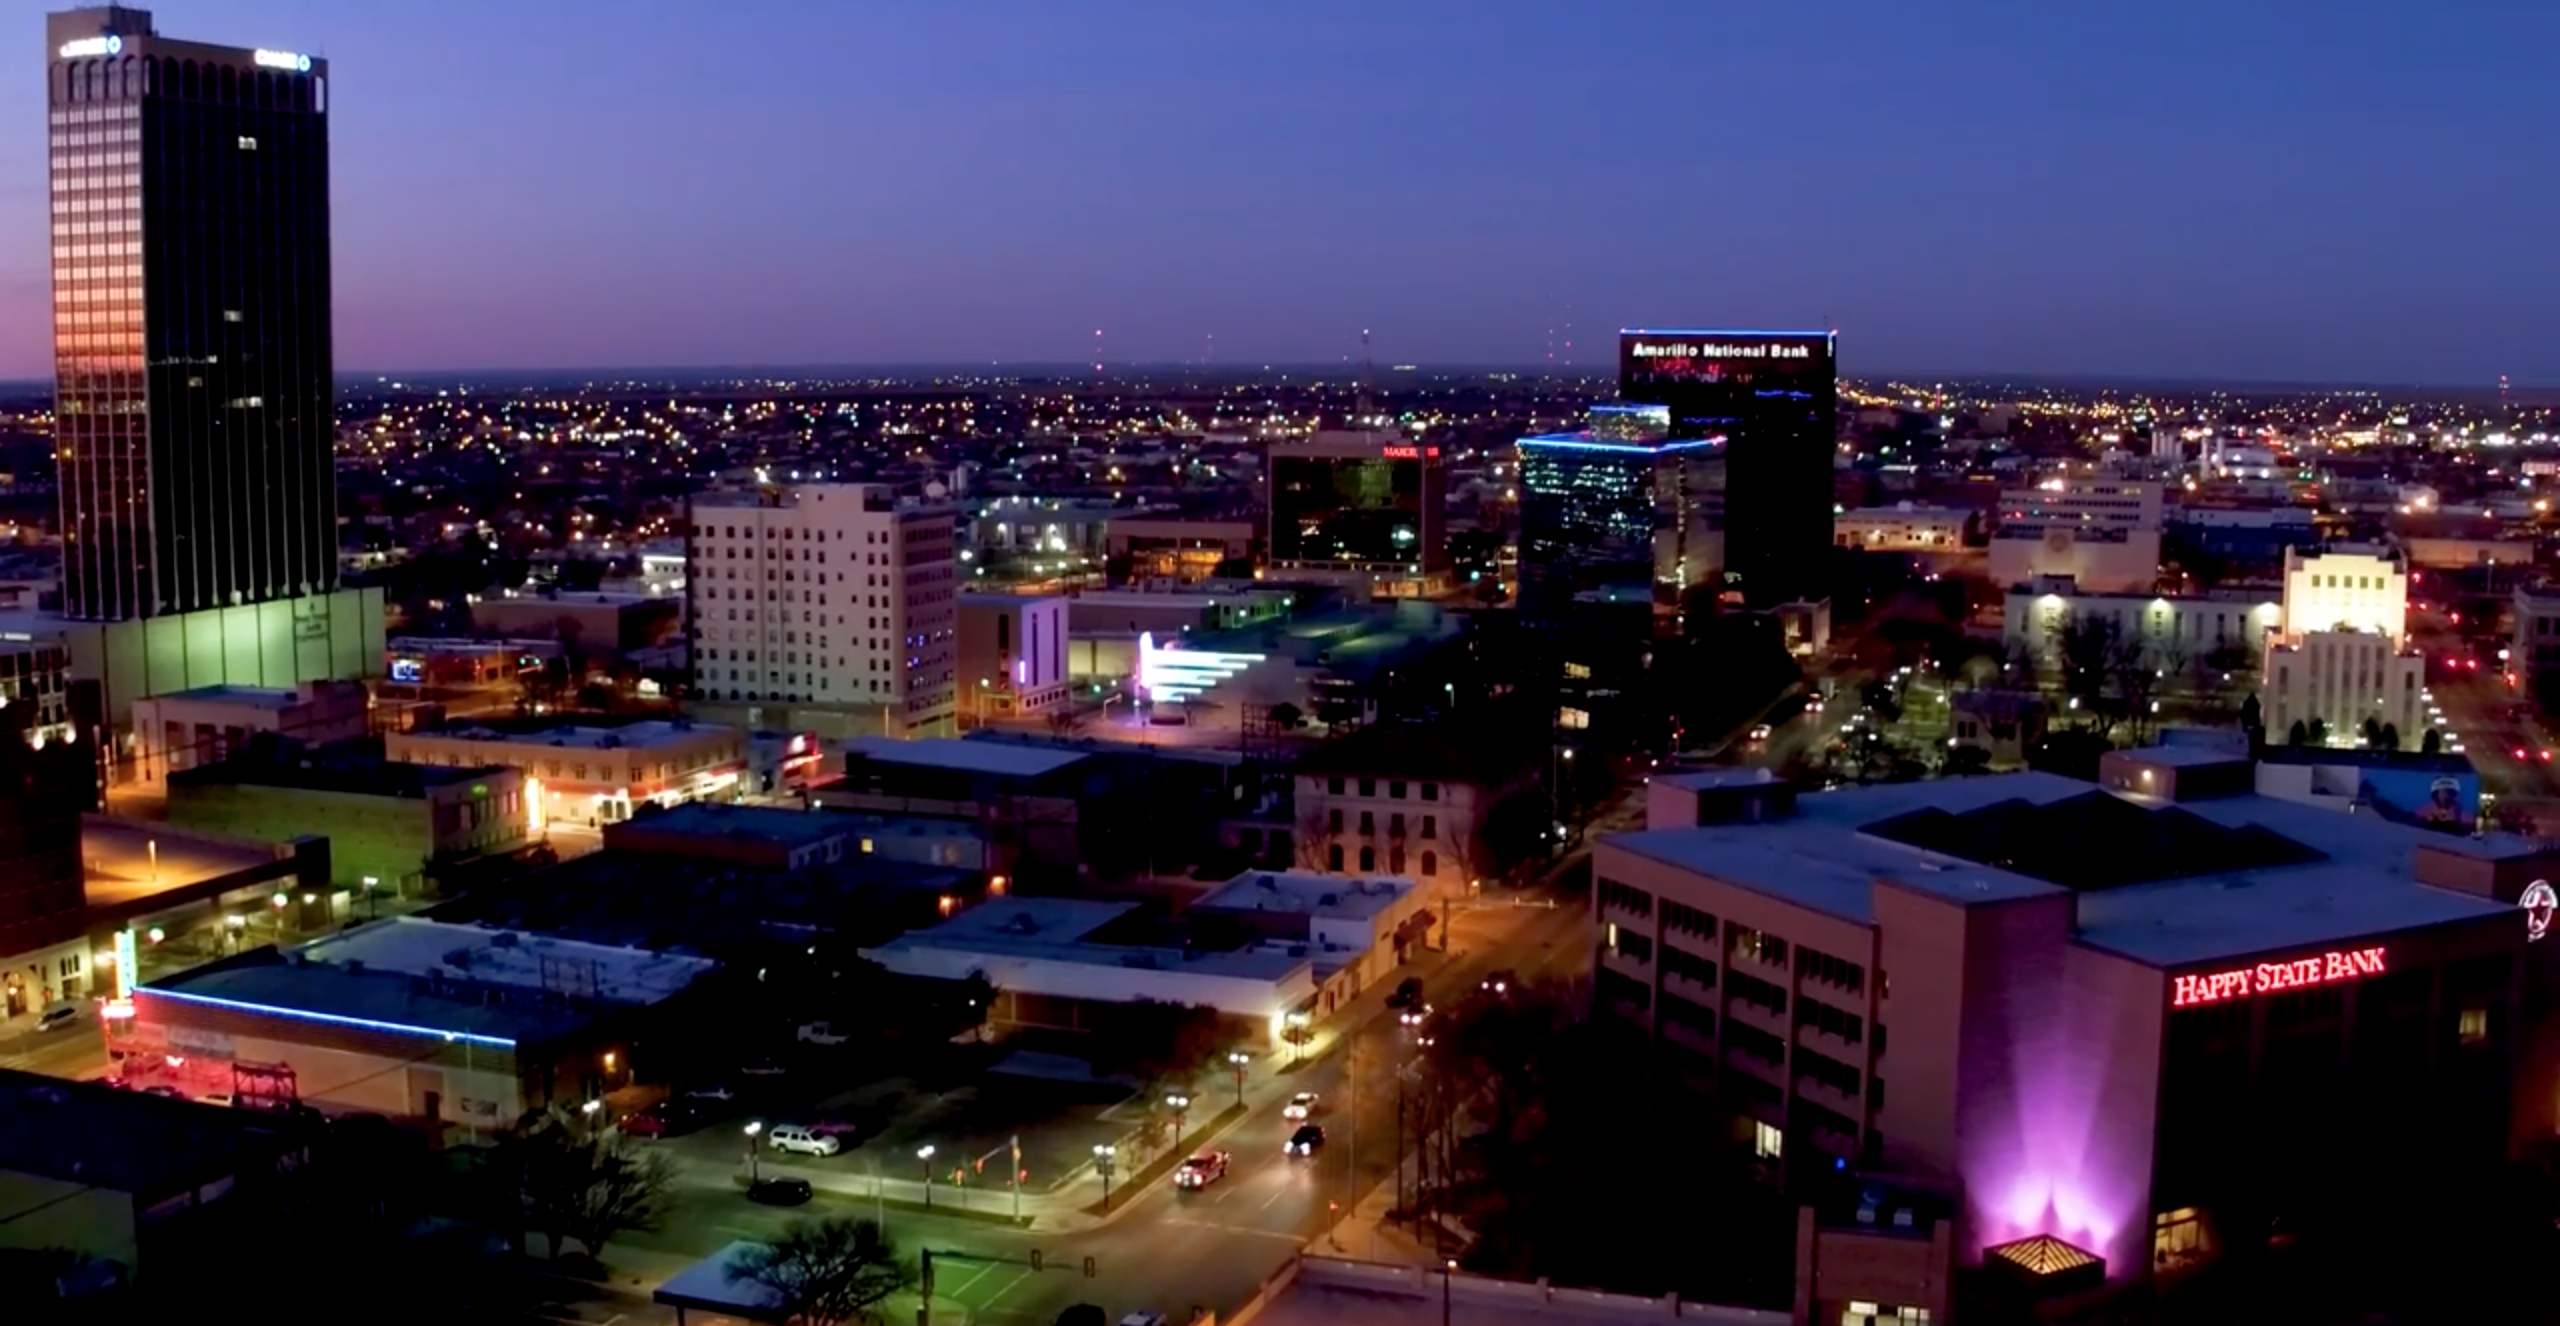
1357 328 1374 427
2502 374 2513 414
1092 328 1105 379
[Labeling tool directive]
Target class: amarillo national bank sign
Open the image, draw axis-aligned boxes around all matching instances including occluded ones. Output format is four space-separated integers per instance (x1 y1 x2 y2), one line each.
1629 339 1819 361
2170 945 2387 1008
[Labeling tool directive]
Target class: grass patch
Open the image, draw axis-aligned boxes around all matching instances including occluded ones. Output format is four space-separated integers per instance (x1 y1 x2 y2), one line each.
732 1175 1032 1228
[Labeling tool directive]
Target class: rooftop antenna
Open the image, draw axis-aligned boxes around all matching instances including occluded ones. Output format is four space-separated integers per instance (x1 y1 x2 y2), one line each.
1357 328 1374 427
1204 331 1214 368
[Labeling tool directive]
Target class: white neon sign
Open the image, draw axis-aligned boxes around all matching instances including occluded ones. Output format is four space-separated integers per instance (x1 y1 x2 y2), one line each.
58 35 123 59
2524 880 2557 943
254 49 313 73
1135 631 1263 702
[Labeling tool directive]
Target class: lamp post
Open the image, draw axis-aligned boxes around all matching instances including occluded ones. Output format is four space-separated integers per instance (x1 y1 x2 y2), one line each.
1165 1093 1191 1149
1093 1144 1118 1211
1442 1259 1457 1326
361 875 381 920
918 1144 937 1209
744 1122 763 1184
1227 1052 1250 1109
581 1098 603 1130
1286 1012 1309 1065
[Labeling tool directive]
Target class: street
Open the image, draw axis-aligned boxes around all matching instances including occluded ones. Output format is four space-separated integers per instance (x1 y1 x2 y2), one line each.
611 898 1595 1326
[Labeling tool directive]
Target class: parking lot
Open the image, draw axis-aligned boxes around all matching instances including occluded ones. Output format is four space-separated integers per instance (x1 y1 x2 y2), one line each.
644 1052 1138 1202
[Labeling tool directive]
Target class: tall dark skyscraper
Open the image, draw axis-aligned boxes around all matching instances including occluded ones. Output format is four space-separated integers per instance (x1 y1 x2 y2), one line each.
48 6 334 622
1619 330 1836 607
1516 404 1723 623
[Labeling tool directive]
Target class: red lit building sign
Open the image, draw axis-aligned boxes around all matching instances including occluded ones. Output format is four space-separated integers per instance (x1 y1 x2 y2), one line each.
1379 445 1440 459
2171 946 2387 1008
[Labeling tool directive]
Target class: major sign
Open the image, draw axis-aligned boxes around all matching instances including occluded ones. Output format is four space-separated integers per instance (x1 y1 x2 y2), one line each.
2171 945 2387 1008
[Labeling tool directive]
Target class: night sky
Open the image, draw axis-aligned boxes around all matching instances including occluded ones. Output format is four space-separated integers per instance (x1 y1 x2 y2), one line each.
3 0 2553 383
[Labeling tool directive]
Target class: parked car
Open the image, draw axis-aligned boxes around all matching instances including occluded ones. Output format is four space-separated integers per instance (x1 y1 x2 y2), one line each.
1398 1003 1432 1028
1054 1307 1106 1326
1174 1150 1230 1190
747 1177 813 1206
684 1083 738 1102
1286 1124 1325 1156
33 1003 81 1033
809 1115 869 1140
617 1110 670 1138
1283 1092 1318 1120
141 1085 187 1100
1119 1314 1168 1326
797 1021 852 1046
1386 978 1425 1009
765 1125 842 1157
1481 970 1516 995
738 1058 790 1078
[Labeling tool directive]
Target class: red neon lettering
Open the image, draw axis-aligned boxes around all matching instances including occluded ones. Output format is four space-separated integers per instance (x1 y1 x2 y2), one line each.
2170 946 2386 1008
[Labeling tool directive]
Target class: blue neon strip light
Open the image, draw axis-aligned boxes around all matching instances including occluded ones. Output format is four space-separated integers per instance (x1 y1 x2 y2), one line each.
1518 436 1724 453
141 987 518 1047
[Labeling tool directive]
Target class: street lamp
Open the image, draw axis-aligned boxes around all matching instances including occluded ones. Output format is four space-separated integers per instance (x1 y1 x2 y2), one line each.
1165 1093 1191 1148
918 1144 937 1209
581 1098 603 1128
1286 1011 1310 1064
1442 1259 1458 1326
1228 1051 1250 1109
1093 1144 1118 1211
744 1122 763 1184
361 875 381 920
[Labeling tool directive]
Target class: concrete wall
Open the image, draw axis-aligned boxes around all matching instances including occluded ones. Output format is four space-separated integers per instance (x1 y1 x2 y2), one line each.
0 1172 134 1274
70 586 387 731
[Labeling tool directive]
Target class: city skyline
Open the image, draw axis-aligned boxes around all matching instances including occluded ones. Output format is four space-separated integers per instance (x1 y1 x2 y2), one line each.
0 0 2551 386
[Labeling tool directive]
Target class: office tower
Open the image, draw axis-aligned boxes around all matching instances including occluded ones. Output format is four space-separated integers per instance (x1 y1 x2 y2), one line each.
1266 429 1451 599
2261 545 2424 749
1516 404 1723 622
686 484 959 737
49 7 333 621
1618 330 1837 607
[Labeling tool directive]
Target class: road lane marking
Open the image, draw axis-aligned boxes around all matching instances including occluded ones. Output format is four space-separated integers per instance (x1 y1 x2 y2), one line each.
964 1267 1035 1306
1164 1217 1307 1241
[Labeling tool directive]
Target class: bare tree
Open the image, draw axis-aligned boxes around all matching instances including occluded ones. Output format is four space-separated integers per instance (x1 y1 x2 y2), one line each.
729 1217 912 1326
1293 804 1337 871
500 1105 679 1260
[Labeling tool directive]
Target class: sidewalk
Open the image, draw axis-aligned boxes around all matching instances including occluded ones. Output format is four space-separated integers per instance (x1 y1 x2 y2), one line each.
1317 1166 1449 1268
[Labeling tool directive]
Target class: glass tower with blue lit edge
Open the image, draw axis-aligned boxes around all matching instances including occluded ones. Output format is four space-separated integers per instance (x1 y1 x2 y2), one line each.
1515 404 1725 623
1619 329 1836 608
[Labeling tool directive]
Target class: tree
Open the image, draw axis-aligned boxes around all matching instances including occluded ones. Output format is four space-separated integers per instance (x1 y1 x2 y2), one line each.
956 969 997 1042
729 1217 912 1326
2308 717 2329 746
2422 728 2443 755
499 1106 679 1260
2363 716 2385 747
2288 719 2309 747
1268 702 1304 732
2380 723 2400 752
1093 1000 1230 1092
1293 805 1337 872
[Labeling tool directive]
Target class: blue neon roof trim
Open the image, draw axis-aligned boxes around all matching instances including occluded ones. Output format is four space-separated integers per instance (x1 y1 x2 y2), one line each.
1590 402 1670 413
1518 434 1724 453
1621 328 1836 338
142 986 518 1047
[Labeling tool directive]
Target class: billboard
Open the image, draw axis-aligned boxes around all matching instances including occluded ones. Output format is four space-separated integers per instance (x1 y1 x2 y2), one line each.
2358 767 2478 831
1619 330 1835 389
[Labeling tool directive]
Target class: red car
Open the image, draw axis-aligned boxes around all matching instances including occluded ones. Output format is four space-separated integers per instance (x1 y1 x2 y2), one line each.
617 1109 669 1138
1175 1150 1231 1190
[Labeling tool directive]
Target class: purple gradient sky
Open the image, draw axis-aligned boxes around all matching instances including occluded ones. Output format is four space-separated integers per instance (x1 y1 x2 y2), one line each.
4 0 2555 382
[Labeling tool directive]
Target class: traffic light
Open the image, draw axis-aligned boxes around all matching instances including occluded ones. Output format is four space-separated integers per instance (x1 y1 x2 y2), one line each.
1083 1256 1097 1278
1030 1250 1044 1272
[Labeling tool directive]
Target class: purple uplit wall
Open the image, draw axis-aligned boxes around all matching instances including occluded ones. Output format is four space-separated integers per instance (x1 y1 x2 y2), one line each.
1952 903 2165 1282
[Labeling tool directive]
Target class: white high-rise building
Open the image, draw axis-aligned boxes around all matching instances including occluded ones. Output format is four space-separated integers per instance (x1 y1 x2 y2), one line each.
2261 545 2426 749
685 484 958 737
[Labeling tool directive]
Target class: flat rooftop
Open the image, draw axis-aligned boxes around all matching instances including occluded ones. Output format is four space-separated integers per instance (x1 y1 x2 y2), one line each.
866 897 1310 982
1604 772 2524 969
149 683 304 710
293 916 717 1005
842 735 1089 779
424 719 730 750
169 755 503 799
145 951 594 1045
1195 871 1413 923
0 1067 299 1196
615 801 851 848
83 814 285 909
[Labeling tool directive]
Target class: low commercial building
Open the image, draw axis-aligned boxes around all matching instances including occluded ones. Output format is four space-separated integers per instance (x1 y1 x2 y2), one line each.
1833 505 1972 553
387 718 747 827
864 896 1343 1042
2002 576 2278 668
0 1068 308 1290
165 752 534 899
0 638 76 747
1104 517 1258 583
1596 766 2551 1313
2512 584 2560 695
1189 868 1430 995
127 917 716 1131
130 682 371 785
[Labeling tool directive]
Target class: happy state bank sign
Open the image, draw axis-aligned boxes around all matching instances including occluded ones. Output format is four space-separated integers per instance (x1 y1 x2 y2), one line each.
2170 945 2388 1008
